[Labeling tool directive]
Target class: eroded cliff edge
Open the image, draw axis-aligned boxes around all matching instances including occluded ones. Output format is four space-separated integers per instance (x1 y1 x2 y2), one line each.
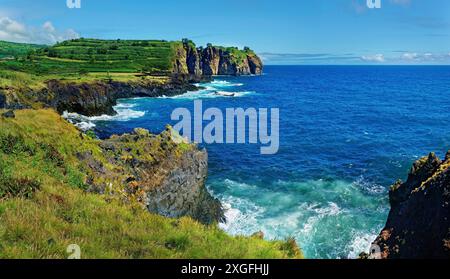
77 126 225 224
173 40 263 78
0 109 300 258
371 152 450 259
0 41 263 116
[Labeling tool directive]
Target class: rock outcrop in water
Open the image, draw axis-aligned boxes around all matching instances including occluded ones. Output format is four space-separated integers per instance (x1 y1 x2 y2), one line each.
371 152 450 259
173 41 263 78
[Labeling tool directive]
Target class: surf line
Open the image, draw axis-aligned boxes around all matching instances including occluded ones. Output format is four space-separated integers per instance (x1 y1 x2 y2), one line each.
171 100 280 155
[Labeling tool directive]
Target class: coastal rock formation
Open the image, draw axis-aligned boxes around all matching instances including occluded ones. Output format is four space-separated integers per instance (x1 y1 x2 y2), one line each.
371 152 450 259
87 127 225 224
173 41 263 77
145 145 224 224
40 77 198 116
0 91 5 108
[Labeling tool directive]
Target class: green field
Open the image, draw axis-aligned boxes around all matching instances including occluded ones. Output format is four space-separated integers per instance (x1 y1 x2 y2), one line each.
0 41 44 59
0 38 176 76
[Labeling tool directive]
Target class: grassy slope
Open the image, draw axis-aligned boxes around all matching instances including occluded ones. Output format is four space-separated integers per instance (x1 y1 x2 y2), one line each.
0 39 176 90
0 41 44 59
0 39 258 90
0 109 302 259
1 38 175 75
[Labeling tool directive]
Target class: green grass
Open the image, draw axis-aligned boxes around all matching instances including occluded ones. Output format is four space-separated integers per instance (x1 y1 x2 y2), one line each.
0 41 44 59
0 109 303 259
0 38 258 93
1 38 175 76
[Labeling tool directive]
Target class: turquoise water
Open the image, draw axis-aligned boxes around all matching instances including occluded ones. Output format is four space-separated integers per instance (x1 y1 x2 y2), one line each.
88 66 450 259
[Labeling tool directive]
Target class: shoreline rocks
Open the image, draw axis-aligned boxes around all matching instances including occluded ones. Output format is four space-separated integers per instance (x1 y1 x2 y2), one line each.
371 152 450 259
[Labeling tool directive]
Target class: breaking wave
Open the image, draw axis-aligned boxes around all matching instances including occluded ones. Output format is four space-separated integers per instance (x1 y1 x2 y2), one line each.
62 100 145 130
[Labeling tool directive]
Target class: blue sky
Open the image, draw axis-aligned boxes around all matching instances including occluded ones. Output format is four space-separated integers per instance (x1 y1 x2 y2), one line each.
0 0 449 64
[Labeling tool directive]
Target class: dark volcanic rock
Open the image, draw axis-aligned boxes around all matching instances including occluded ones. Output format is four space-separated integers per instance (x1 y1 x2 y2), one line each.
146 147 224 224
174 42 264 77
42 77 198 116
185 44 202 77
0 91 6 109
247 54 263 75
200 46 222 76
92 127 225 225
371 152 450 259
1 110 15 118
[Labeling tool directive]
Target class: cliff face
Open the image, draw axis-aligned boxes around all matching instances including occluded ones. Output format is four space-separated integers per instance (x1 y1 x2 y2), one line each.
371 152 450 259
37 78 198 116
83 127 225 225
173 42 263 77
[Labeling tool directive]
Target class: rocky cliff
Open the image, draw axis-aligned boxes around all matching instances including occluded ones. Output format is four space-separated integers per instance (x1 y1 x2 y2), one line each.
173 41 263 77
79 126 225 224
0 76 200 116
44 77 199 116
371 152 450 259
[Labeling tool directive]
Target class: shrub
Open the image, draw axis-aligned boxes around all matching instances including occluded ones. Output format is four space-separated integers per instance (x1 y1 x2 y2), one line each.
0 171 41 199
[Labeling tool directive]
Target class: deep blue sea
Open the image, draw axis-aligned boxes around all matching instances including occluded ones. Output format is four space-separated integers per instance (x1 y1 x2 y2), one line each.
82 66 450 259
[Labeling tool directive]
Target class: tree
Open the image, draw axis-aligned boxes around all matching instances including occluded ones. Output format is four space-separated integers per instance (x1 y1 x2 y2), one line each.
48 49 57 58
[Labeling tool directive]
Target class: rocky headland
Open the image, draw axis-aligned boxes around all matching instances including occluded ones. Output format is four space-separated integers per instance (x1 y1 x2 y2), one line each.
173 41 263 78
0 40 263 226
371 152 450 259
0 41 263 116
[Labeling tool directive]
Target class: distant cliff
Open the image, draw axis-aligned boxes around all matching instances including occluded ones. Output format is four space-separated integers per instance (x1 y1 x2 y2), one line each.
173 40 263 77
371 152 450 259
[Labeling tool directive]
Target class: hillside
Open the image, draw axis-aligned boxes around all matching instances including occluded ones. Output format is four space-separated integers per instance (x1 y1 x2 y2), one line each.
0 41 44 59
0 109 301 259
0 38 261 78
0 38 263 115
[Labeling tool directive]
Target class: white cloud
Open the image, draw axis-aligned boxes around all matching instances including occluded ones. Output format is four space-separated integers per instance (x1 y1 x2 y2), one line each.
0 17 79 45
361 54 385 62
402 52 418 60
399 52 450 63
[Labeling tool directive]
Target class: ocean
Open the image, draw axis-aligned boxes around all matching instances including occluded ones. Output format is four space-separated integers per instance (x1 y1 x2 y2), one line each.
79 65 450 259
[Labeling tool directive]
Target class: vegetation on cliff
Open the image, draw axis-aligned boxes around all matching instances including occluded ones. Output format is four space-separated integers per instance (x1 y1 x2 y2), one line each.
0 38 262 114
0 38 261 81
0 109 302 259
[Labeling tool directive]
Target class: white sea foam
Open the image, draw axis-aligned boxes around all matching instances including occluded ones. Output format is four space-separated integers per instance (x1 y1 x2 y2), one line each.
209 80 244 87
219 196 264 235
86 108 145 121
353 176 386 195
62 101 145 131
159 79 252 100
214 177 384 259
346 232 378 259
159 89 255 100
